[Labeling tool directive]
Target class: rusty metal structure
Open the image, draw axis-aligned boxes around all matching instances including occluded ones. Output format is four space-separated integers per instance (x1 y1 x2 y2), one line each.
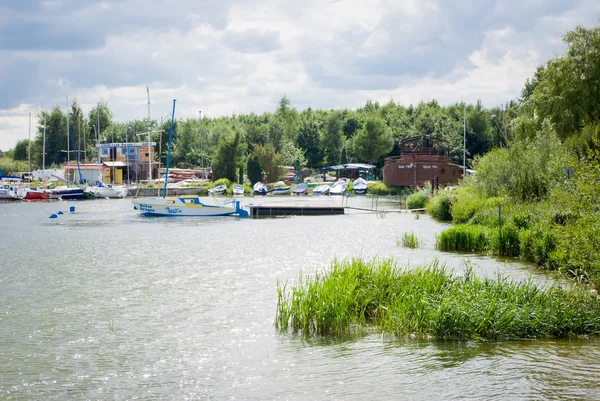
383 135 463 187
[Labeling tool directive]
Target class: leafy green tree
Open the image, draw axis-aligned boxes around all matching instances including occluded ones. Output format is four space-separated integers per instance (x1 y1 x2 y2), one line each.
296 110 323 168
353 116 393 163
322 112 343 165
172 119 200 167
340 144 348 165
246 153 262 184
12 139 29 161
88 101 113 144
212 130 241 181
281 140 307 168
35 107 67 166
254 143 283 183
531 25 600 140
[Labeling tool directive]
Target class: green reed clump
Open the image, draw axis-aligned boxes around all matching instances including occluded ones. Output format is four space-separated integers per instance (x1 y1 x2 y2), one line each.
275 258 600 340
398 232 421 248
436 225 490 252
490 224 521 257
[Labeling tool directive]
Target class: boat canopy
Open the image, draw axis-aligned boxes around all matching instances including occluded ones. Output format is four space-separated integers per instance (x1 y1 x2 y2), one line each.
322 163 376 171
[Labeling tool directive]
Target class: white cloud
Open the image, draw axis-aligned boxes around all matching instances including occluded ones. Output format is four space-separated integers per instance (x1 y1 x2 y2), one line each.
0 0 598 150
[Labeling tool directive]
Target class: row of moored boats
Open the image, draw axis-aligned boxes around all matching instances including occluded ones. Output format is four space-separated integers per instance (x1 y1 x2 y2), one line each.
251 177 368 196
0 182 131 201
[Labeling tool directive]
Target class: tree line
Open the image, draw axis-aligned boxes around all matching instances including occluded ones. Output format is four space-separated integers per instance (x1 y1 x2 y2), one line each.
5 94 513 181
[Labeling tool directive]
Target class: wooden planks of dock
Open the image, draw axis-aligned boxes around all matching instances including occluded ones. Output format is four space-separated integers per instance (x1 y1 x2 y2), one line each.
247 205 345 217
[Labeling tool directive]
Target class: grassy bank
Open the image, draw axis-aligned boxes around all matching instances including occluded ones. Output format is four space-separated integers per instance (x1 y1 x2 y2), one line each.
276 258 600 340
428 184 600 286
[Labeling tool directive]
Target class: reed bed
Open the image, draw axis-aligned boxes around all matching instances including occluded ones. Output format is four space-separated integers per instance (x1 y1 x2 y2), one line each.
436 225 490 252
398 232 421 248
276 258 600 340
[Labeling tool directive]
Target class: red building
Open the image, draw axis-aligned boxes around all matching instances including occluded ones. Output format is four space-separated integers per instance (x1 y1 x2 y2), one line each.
383 136 463 187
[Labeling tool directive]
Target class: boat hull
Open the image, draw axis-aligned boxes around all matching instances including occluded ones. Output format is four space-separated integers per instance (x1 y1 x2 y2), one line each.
132 197 247 217
89 186 128 198
271 187 290 195
22 189 52 200
51 187 85 200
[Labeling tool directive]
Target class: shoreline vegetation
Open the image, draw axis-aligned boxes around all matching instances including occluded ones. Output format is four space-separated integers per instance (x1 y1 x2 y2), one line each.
276 258 600 340
425 24 600 288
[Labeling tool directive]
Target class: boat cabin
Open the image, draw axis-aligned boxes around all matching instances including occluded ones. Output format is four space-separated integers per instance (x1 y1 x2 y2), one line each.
383 135 463 187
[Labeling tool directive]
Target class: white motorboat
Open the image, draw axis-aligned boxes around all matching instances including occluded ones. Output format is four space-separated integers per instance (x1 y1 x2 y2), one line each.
232 184 245 196
253 182 268 195
87 182 129 198
329 179 348 195
208 184 227 196
312 184 330 195
352 177 368 195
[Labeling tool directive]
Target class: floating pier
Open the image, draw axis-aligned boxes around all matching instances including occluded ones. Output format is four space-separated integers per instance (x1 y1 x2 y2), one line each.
247 205 344 217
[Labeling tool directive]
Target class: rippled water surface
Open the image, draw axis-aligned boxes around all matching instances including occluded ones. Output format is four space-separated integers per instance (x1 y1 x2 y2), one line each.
1 197 599 400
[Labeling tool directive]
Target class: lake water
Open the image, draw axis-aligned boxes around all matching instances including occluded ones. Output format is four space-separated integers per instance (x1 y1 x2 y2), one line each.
1 196 599 400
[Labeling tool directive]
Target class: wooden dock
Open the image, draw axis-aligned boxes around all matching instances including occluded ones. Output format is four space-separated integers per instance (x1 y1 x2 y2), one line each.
248 205 345 217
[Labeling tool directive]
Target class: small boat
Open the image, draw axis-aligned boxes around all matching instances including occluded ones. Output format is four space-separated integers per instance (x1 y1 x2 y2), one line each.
329 179 348 195
312 184 330 195
271 182 291 195
50 186 85 200
22 186 56 200
292 183 308 195
132 195 247 217
209 184 227 196
0 183 21 200
253 181 268 195
232 184 244 196
352 177 368 195
87 182 128 198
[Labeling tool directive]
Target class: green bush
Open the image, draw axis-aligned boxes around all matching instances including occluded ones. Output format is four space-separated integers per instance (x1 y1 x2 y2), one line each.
367 181 391 195
427 191 455 221
407 190 429 209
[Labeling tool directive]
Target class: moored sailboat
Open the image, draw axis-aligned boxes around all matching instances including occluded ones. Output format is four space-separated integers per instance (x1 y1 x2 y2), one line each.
131 99 248 218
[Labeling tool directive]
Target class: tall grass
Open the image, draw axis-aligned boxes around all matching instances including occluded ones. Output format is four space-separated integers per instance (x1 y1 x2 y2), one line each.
276 258 600 340
398 232 421 248
436 225 490 253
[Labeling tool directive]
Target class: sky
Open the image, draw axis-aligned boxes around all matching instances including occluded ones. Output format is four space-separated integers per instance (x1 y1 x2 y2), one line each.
1 0 599 151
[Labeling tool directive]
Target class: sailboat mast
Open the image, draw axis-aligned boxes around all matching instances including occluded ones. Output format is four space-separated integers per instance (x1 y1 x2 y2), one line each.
66 96 70 184
163 99 177 198
43 114 46 170
147 86 152 182
463 103 466 176
28 112 31 174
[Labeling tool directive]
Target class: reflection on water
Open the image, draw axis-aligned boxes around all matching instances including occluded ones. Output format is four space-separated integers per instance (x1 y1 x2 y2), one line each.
1 197 598 400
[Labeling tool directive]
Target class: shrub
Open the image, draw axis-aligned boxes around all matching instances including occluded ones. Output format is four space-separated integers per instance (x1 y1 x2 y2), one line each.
367 181 391 195
407 190 429 209
427 191 455 221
